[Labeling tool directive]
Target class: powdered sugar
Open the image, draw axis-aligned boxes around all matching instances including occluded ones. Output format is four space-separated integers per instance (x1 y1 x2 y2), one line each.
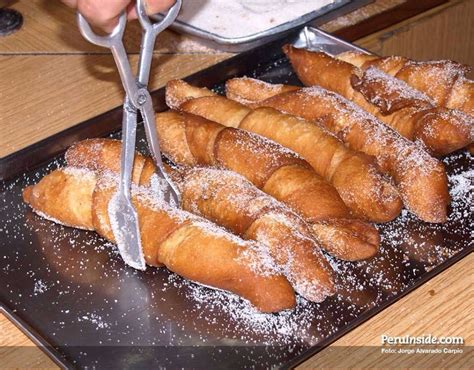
148 173 180 208
33 279 49 295
167 272 325 346
31 209 94 231
449 76 474 110
63 166 99 180
449 169 473 199
77 313 110 330
230 127 304 164
228 77 292 104
234 237 281 277
182 167 291 210
362 66 436 106
176 166 333 300
437 108 474 139
447 166 473 225
99 172 247 246
402 60 469 103
65 140 112 172
237 80 447 219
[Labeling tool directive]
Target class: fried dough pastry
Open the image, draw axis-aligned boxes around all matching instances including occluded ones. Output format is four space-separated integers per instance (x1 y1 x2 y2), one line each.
165 79 402 223
151 110 382 260
337 52 474 116
225 77 450 223
283 45 473 156
23 168 296 312
66 138 335 300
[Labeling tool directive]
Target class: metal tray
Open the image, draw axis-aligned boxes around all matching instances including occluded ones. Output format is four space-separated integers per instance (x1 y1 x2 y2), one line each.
157 0 371 52
1 28 472 369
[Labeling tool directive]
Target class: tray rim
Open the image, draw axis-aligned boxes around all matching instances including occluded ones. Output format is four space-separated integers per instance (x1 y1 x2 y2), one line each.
2 249 471 369
1 26 472 368
282 247 473 369
0 305 69 369
168 0 351 44
150 0 374 52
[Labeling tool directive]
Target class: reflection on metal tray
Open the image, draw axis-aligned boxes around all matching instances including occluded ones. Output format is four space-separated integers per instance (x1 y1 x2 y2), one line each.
1 27 472 368
295 25 369 54
156 0 371 52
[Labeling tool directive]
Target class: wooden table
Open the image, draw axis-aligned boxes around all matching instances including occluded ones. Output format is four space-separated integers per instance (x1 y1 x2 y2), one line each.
1 1 472 368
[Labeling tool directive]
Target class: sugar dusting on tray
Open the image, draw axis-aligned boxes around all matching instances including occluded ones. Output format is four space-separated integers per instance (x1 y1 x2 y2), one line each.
20 153 467 347
177 0 335 39
0 148 472 361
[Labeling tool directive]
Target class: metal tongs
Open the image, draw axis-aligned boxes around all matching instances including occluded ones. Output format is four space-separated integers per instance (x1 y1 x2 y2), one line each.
77 0 182 270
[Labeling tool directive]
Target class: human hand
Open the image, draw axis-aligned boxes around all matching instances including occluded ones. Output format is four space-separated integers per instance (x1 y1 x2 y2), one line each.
60 0 176 32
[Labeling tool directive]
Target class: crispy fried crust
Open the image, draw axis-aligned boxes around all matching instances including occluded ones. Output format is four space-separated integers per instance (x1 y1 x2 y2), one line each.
167 81 401 222
23 169 296 313
337 51 474 116
66 139 336 301
225 77 450 223
284 46 473 156
240 107 401 220
155 110 381 260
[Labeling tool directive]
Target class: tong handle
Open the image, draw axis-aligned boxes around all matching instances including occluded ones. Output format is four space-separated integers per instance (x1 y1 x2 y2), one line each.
77 12 140 107
76 10 126 47
139 0 182 33
136 0 183 86
77 1 182 208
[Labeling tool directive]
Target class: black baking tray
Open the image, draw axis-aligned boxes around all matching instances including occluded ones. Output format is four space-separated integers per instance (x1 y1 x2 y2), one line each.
1 28 472 369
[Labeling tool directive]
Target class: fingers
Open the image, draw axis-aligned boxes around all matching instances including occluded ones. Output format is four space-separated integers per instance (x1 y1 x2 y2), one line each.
60 0 78 8
61 0 177 33
127 0 177 20
72 0 132 33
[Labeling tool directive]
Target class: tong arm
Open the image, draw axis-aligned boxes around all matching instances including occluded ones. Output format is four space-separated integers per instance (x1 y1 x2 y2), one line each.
136 0 182 86
120 102 138 198
138 92 181 206
77 12 141 107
